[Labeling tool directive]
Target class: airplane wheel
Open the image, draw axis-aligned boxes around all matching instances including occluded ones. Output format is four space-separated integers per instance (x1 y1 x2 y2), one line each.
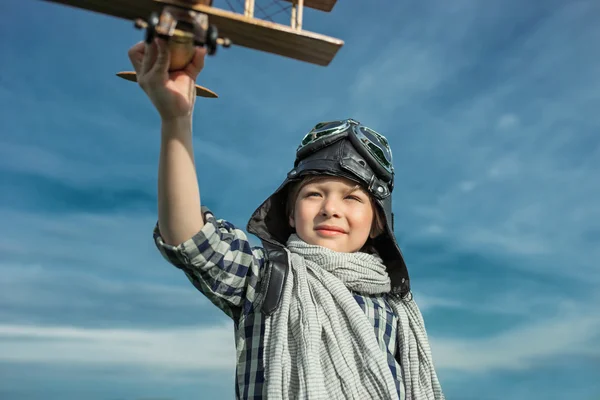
206 25 218 55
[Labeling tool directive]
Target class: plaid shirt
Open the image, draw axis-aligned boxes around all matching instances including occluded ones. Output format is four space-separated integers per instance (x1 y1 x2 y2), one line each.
154 207 404 399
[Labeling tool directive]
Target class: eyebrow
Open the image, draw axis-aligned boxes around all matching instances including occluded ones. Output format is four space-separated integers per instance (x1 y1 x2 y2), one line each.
306 183 363 196
303 180 367 195
343 186 366 197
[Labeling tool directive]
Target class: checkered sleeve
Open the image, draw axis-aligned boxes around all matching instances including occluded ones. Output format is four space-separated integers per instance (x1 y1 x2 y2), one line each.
153 206 266 319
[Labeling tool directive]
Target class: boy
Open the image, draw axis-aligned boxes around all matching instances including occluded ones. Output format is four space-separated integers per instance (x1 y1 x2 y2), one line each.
128 38 444 399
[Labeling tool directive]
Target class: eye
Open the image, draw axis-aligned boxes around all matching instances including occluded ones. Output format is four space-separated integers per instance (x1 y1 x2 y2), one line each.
345 195 363 202
306 191 321 197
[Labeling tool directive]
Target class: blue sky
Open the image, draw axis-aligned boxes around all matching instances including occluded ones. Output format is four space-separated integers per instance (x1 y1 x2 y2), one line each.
1 0 599 399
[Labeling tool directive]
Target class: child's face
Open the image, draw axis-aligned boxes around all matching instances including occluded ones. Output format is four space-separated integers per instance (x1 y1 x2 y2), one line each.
289 176 375 253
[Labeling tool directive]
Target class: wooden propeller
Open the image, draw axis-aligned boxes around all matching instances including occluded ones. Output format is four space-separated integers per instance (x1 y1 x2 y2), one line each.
116 71 218 98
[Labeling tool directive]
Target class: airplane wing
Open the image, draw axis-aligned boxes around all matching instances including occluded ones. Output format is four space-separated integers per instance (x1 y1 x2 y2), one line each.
42 0 343 66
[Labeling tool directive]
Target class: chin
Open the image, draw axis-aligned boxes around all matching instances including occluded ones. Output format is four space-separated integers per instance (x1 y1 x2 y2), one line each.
296 232 364 253
317 241 344 252
312 237 355 253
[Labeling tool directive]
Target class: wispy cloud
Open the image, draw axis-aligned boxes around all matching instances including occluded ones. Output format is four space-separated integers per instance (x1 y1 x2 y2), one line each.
339 4 600 386
0 262 214 328
432 303 600 372
3 300 598 375
0 323 235 371
0 140 156 187
346 0 600 285
2 0 600 399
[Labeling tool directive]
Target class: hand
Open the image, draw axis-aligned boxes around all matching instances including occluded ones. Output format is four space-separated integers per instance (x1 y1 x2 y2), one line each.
128 38 207 122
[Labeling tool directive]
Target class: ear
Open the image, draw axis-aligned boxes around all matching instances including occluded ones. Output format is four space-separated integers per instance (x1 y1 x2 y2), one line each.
289 213 295 228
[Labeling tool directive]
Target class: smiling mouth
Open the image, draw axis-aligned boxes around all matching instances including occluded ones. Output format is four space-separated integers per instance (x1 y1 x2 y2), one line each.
315 226 347 235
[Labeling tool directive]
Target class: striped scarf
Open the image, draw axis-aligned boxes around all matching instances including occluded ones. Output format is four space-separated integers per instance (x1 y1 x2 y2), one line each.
263 234 444 400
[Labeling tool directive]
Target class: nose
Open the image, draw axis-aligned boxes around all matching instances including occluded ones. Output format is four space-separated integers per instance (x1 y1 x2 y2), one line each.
320 197 340 218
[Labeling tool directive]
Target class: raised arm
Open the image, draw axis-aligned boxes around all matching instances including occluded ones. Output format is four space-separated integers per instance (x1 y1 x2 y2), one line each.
128 38 205 245
127 39 266 319
158 117 203 244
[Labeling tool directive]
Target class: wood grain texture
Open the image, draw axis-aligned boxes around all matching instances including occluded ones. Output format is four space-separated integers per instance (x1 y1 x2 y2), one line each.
42 0 344 65
281 0 337 12
116 71 218 97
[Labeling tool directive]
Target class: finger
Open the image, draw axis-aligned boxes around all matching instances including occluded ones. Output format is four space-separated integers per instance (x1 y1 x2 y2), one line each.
127 41 146 75
141 39 158 75
186 47 206 78
148 38 170 77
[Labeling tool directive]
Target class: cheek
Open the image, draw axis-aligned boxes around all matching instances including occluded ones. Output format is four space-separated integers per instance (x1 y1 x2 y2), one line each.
294 200 316 225
350 205 374 229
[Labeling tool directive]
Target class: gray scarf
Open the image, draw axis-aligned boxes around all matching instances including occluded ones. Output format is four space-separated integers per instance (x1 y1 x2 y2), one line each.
263 234 444 400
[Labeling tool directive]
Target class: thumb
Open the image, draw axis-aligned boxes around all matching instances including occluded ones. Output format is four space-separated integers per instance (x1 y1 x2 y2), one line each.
149 38 170 76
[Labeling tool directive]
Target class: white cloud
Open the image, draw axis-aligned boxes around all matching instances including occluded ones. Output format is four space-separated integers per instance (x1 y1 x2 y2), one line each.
0 323 235 371
352 43 454 112
0 262 208 312
389 68 599 283
3 301 598 376
343 0 600 285
1 2 599 398
415 283 588 320
0 208 157 267
431 308 600 372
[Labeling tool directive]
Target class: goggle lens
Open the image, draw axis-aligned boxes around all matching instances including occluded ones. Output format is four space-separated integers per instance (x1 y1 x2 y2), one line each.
355 126 393 173
300 121 348 147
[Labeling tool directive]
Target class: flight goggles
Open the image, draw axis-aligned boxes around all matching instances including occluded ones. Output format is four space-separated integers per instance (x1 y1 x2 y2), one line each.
296 119 395 187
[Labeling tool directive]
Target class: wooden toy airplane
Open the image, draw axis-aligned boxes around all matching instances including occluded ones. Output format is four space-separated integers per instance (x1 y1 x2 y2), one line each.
42 0 344 98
